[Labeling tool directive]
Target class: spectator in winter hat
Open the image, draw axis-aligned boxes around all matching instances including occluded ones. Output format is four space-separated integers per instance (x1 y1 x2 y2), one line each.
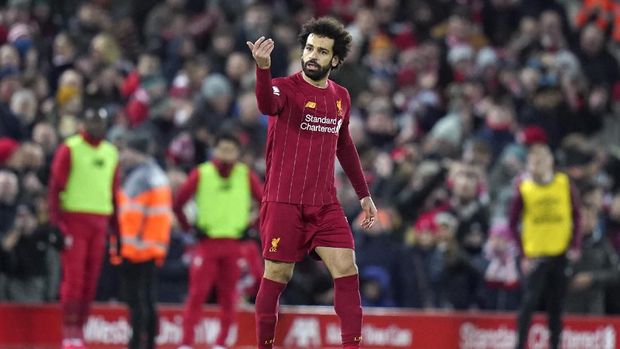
8 23 33 58
0 137 19 166
0 138 44 195
198 73 233 131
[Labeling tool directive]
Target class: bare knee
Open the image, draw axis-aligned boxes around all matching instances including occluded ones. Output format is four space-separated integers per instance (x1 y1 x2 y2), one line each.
315 247 358 278
263 260 295 284
329 260 358 278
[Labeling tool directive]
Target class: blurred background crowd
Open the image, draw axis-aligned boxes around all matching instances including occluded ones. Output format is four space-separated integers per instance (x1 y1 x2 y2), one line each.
1 0 620 315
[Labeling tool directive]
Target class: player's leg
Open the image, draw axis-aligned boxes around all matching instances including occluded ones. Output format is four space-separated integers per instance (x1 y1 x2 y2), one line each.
256 202 305 349
214 240 242 347
80 225 107 333
181 240 218 348
311 204 362 349
256 259 294 349
120 261 144 349
59 222 88 348
545 257 568 349
515 259 548 349
315 247 362 349
144 261 158 349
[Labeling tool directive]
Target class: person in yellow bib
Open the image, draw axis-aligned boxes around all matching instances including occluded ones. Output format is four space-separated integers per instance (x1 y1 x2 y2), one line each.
509 142 582 349
48 108 120 349
173 132 263 349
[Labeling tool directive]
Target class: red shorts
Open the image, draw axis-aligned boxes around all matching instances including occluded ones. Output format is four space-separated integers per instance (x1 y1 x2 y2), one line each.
259 201 354 262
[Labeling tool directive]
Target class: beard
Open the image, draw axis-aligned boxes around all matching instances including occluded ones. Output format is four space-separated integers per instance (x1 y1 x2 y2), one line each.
301 59 331 81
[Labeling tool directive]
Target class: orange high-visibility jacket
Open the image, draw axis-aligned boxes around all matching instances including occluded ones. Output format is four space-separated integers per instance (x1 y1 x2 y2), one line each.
117 160 172 265
575 0 620 42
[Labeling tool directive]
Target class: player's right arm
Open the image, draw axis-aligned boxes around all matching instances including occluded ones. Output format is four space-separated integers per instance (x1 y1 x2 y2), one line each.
48 144 71 227
172 168 199 232
247 37 286 116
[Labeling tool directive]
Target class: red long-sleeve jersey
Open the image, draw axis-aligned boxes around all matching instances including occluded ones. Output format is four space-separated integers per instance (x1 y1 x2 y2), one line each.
255 67 369 205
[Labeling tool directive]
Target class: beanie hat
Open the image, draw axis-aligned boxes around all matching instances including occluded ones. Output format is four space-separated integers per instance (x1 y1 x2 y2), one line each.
0 137 19 164
518 126 548 146
124 132 151 154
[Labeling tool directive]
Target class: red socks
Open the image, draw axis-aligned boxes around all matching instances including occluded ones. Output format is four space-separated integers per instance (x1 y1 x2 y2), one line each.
334 274 362 348
255 277 286 349
255 275 361 348
62 299 82 341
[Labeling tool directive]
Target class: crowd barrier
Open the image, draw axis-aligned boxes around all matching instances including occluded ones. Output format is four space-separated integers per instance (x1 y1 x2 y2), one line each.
1 303 620 348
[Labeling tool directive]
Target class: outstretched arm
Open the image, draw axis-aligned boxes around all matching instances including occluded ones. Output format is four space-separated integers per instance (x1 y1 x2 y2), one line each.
247 37 285 116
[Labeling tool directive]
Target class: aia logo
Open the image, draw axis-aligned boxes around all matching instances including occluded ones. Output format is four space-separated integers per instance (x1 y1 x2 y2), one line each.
269 237 280 252
284 317 321 347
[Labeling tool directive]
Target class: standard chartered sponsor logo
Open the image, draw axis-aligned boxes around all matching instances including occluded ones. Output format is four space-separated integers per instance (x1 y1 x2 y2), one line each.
301 114 342 134
459 322 616 349
460 323 515 349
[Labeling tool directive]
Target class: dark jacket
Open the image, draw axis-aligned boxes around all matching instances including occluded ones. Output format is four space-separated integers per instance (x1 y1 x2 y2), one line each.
565 233 620 314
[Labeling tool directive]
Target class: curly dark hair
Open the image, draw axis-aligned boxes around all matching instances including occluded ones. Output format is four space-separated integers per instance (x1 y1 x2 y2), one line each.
298 17 352 70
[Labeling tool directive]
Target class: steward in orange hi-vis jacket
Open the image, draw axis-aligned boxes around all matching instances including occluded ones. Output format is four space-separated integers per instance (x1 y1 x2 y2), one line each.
116 132 172 349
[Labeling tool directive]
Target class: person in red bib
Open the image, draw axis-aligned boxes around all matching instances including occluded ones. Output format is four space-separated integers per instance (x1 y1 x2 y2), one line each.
48 108 120 349
173 131 263 349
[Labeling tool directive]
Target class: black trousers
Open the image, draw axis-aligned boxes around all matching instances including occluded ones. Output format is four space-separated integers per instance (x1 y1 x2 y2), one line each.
515 255 568 349
121 260 158 349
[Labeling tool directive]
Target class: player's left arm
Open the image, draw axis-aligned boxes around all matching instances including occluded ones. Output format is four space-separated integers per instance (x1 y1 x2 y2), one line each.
336 90 376 228
568 180 582 259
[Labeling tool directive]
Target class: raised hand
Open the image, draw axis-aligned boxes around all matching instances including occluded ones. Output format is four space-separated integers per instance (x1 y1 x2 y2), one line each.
246 36 275 69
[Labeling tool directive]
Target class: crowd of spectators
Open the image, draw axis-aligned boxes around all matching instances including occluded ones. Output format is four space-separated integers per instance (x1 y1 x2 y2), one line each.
1 0 620 315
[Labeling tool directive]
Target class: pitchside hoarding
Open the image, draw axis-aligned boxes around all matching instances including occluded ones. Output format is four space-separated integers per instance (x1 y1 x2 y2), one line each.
0 303 618 348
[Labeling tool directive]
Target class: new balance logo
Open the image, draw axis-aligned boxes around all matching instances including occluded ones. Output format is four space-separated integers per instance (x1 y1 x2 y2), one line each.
272 86 280 96
264 339 274 344
305 101 316 109
354 336 363 342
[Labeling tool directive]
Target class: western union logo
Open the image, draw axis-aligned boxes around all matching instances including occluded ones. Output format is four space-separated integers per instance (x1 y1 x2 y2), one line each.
305 101 316 109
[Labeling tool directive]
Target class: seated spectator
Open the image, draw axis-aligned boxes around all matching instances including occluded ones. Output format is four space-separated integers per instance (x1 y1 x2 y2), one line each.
1 203 62 302
483 222 520 310
0 169 18 299
360 265 396 307
399 210 448 308
566 204 620 314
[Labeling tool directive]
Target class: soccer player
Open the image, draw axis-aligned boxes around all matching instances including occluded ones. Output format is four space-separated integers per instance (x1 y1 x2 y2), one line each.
48 108 120 349
174 132 263 349
247 17 377 349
